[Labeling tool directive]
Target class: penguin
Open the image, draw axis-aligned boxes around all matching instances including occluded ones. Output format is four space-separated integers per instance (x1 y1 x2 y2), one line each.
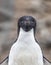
8 16 43 65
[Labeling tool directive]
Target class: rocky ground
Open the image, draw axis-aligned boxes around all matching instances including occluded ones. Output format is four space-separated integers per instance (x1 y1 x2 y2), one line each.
0 0 51 65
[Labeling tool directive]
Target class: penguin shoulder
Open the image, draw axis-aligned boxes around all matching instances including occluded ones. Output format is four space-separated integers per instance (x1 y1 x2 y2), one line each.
32 41 42 54
9 41 19 54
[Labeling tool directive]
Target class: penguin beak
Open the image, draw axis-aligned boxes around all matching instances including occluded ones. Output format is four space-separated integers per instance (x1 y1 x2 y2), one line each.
23 21 31 32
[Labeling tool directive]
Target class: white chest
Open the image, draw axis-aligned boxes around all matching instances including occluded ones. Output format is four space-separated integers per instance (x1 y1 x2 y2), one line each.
8 41 43 65
8 29 43 65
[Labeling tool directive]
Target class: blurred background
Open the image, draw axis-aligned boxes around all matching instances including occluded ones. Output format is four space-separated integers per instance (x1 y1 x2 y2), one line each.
0 0 51 65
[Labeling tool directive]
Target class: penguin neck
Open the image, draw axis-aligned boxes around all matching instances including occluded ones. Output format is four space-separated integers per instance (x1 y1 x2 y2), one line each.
17 28 36 43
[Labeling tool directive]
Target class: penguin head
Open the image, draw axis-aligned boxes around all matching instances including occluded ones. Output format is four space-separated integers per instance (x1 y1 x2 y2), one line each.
18 16 36 32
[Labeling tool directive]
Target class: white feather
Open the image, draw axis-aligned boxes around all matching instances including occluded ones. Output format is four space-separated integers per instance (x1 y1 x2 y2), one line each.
8 28 43 65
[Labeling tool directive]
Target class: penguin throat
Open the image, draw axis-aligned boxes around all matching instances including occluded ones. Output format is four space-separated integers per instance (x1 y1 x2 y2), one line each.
17 28 36 43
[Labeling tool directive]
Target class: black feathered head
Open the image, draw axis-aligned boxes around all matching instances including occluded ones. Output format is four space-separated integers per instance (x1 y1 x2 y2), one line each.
18 16 36 34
